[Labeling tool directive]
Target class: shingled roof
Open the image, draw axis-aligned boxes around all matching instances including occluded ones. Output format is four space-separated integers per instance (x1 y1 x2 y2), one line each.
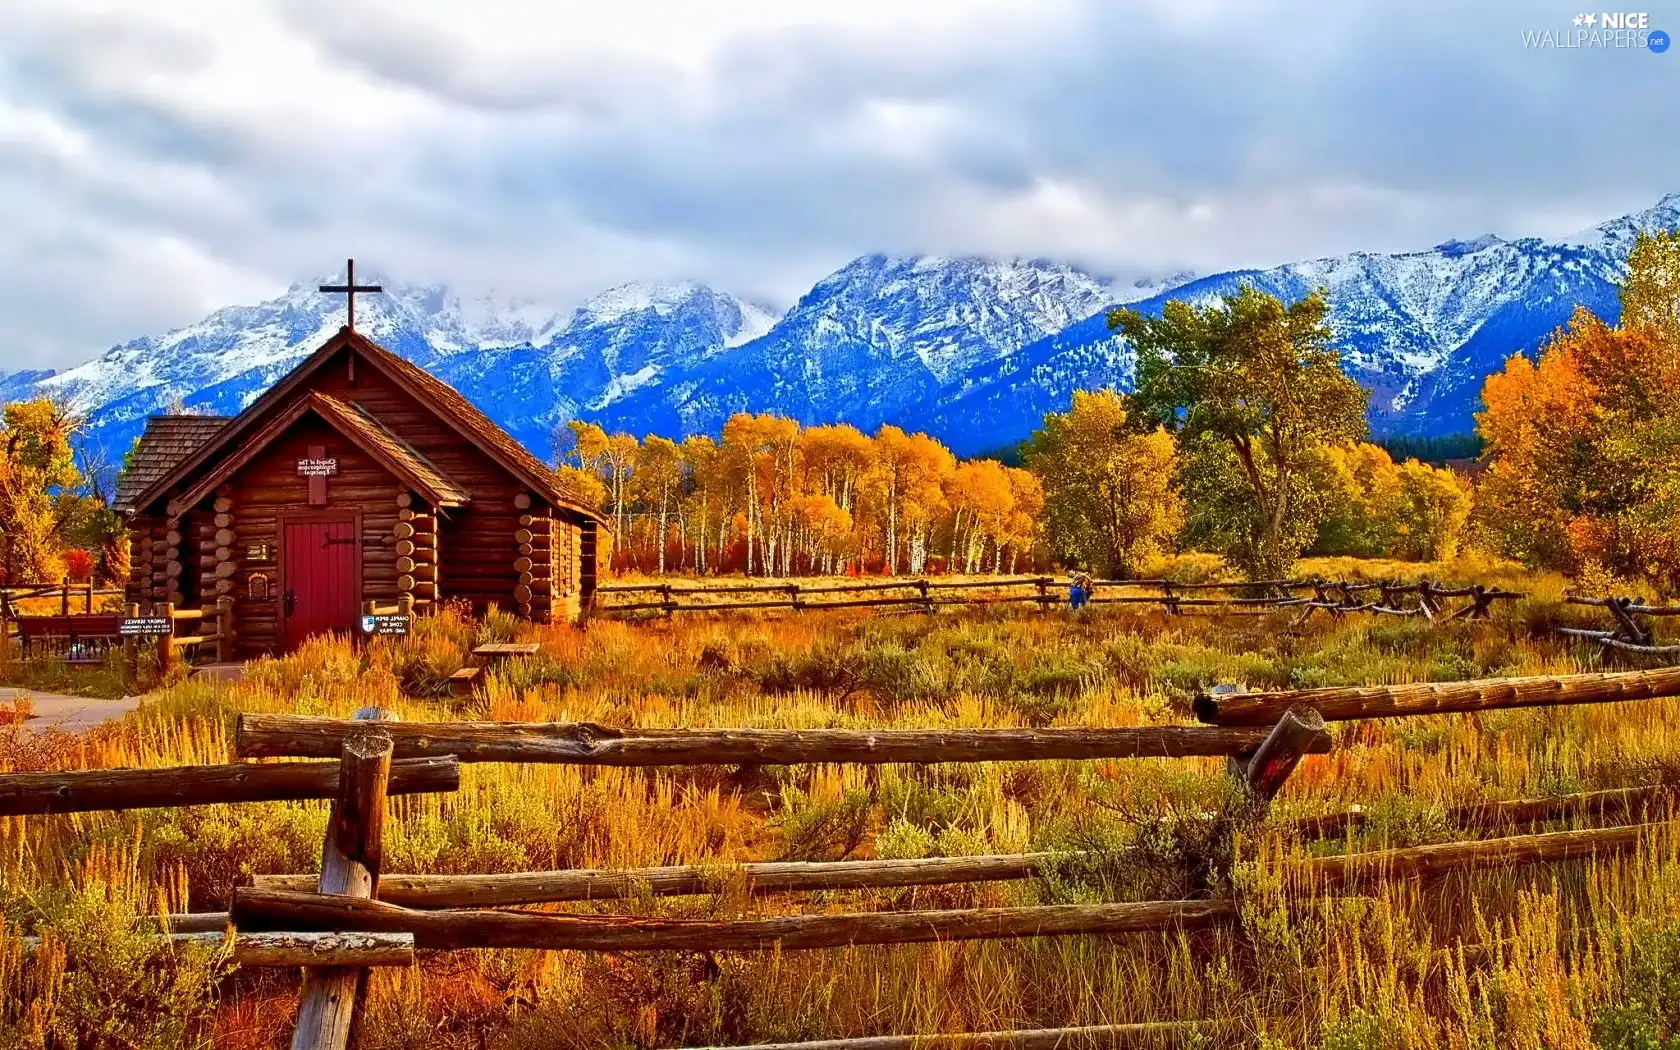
113 414 230 513
169 391 474 513
339 330 593 515
123 327 607 524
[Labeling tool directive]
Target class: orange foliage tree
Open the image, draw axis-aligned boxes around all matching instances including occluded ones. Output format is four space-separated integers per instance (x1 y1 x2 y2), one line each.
553 412 1049 577
1475 231 1680 590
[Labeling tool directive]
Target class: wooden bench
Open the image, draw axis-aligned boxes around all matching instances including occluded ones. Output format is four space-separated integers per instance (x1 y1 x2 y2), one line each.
14 614 125 664
448 666 481 698
470 642 541 660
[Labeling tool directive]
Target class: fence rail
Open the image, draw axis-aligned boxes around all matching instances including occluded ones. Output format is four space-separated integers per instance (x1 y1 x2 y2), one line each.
234 716 1323 765
1195 667 1680 725
10 664 1677 1049
591 575 1525 621
1559 595 1680 655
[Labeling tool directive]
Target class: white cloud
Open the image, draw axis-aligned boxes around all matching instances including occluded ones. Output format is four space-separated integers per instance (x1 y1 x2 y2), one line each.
0 0 1675 371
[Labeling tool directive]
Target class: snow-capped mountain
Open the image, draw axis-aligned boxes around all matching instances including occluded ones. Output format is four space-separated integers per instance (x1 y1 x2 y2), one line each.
919 194 1680 453
12 191 1679 466
433 282 778 456
21 272 775 463
591 255 1122 439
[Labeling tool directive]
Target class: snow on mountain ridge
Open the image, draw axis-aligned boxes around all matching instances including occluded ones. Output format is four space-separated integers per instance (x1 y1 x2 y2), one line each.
16 189 1680 471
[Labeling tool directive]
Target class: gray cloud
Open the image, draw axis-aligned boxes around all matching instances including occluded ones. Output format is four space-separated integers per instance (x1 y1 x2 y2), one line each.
1 0 1676 371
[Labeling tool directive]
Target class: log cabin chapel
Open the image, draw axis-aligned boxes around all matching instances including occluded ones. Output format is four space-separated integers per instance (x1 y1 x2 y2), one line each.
111 324 607 656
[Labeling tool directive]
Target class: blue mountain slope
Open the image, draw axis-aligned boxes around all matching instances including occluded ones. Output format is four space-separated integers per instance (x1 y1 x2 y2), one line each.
9 192 1677 465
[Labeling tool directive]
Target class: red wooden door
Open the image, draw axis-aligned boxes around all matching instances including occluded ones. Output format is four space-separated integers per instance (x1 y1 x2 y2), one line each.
282 517 359 650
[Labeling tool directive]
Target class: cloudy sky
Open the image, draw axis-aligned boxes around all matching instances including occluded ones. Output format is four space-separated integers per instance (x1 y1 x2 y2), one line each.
2 0 1676 370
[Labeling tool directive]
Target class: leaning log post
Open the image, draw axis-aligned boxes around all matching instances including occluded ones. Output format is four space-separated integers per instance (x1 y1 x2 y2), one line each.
290 707 396 1050
1417 580 1442 620
1607 597 1653 646
1237 707 1326 802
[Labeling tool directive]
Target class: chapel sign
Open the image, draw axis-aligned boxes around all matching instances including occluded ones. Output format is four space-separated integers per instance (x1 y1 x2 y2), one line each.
296 458 338 477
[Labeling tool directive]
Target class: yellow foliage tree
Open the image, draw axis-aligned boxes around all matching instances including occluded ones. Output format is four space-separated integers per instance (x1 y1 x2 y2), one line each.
1024 389 1182 577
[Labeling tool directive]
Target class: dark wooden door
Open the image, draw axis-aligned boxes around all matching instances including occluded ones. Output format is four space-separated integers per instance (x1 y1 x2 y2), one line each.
282 517 359 650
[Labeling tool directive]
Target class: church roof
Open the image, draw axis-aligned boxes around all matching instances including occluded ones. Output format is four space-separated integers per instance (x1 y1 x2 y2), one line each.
113 414 232 513
169 392 474 513
123 327 607 525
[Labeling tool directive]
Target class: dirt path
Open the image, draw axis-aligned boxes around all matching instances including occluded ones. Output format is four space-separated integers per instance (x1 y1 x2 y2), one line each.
1 686 140 733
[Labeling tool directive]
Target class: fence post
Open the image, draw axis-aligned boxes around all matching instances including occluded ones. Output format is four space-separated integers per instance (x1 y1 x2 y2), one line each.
1237 707 1327 802
1162 581 1179 616
661 583 673 618
215 596 235 663
85 580 94 615
1607 597 1653 646
157 601 177 677
918 579 932 613
787 582 802 611
290 706 396 1050
1417 580 1440 621
60 576 69 617
1036 576 1049 610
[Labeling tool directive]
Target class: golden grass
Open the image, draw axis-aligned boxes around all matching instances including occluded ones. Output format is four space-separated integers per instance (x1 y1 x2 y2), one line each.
2 563 1679 1048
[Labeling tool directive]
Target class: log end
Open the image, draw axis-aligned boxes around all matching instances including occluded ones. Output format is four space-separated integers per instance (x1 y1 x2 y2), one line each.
1191 693 1223 724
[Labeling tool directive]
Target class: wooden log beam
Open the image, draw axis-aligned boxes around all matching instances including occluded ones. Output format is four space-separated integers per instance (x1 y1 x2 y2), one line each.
235 716 1325 765
186 930 414 968
1194 667 1680 725
686 1022 1232 1050
255 853 1062 907
0 756 459 815
1298 822 1653 885
1296 783 1680 840
20 930 415 969
290 708 396 1050
255 821 1665 911
231 889 1236 952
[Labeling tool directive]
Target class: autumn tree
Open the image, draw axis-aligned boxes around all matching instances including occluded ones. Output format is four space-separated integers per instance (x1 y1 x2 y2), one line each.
1392 460 1473 562
1304 442 1472 562
635 435 684 574
1111 286 1368 579
0 399 81 583
1476 282 1680 589
1025 390 1182 577
1308 443 1404 557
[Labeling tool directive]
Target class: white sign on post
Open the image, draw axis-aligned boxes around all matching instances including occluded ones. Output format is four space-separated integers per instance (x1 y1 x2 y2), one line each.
296 458 339 477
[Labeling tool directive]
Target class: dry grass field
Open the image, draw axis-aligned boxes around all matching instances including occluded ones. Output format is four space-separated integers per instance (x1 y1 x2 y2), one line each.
4 555 1680 1049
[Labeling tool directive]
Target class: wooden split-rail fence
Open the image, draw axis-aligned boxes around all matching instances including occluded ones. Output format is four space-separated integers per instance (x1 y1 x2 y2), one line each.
8 666 1680 1048
1556 595 1680 656
593 576 1526 621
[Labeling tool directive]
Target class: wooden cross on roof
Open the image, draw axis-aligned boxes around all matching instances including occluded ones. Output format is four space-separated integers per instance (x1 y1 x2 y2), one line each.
319 258 383 332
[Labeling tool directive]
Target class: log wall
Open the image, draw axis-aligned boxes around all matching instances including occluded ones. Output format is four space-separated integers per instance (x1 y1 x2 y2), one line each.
123 341 601 644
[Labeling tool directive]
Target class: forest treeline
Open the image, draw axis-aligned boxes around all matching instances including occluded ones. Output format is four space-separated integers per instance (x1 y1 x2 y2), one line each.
0 232 1675 593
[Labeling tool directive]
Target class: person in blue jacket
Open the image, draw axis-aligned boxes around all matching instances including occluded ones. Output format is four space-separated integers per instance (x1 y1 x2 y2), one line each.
1069 568 1093 610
